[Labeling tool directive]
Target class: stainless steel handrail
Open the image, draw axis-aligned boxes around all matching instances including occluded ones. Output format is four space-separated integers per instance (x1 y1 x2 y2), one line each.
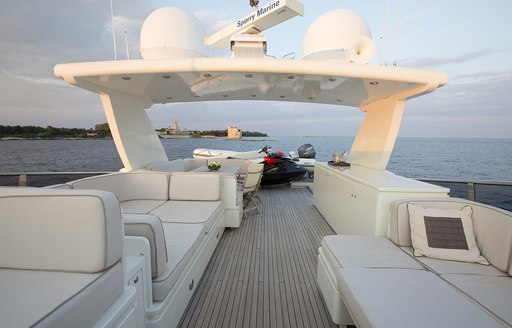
418 178 512 202
0 172 112 186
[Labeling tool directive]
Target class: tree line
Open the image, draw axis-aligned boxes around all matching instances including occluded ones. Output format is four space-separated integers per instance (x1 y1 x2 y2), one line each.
1 125 267 139
0 123 111 139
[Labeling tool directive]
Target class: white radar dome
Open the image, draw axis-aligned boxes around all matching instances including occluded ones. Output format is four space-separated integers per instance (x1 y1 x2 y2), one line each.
140 7 208 59
303 9 376 64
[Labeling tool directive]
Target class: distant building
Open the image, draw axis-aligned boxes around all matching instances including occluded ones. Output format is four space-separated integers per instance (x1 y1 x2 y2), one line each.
165 120 188 135
227 126 242 139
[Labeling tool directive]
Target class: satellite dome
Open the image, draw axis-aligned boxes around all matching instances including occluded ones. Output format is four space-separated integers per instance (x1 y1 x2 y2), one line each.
140 7 208 59
303 9 376 64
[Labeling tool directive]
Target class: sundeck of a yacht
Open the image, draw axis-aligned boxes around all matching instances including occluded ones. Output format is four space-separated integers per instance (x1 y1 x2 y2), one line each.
7 1 512 327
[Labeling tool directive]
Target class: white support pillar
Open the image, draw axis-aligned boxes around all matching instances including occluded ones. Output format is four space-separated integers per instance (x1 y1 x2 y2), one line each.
100 90 168 171
349 97 405 171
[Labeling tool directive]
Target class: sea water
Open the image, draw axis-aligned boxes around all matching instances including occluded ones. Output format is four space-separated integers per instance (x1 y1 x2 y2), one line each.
0 137 511 181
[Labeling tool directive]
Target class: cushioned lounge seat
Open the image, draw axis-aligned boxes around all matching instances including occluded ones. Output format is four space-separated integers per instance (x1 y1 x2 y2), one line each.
318 198 512 327
0 187 126 327
63 171 227 306
0 263 124 328
152 223 206 301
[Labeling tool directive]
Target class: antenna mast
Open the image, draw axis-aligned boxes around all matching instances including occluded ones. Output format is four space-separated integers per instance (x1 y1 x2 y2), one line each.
393 0 401 66
384 0 389 66
109 0 117 60
124 30 130 60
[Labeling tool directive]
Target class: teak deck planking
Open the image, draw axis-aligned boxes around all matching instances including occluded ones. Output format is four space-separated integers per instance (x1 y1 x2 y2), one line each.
179 187 337 328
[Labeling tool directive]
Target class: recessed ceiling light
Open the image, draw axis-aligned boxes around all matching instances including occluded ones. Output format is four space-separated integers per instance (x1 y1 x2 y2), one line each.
166 96 172 99
203 74 212 78
222 94 228 97
162 75 171 79
280 95 285 98
287 75 295 80
121 76 131 80
369 81 379 85
337 99 342 103
245 74 253 78
329 77 337 82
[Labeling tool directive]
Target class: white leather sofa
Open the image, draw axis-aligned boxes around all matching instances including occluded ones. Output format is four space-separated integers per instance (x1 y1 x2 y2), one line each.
62 171 226 326
146 158 250 227
0 187 136 328
317 198 512 328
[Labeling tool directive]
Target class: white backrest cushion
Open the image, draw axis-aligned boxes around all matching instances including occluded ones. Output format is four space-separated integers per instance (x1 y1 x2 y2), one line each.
390 198 512 272
124 213 167 278
390 198 473 247
0 187 123 273
169 173 221 201
408 204 489 265
470 204 512 273
69 172 169 202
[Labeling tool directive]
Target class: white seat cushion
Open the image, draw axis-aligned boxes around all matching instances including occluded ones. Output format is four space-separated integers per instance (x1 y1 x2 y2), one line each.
121 200 167 214
152 223 205 301
322 235 423 270
336 268 503 328
0 262 123 328
150 200 223 233
443 274 512 325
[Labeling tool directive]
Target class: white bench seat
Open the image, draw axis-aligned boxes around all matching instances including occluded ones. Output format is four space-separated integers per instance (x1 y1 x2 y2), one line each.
62 171 227 312
0 187 131 328
318 198 512 327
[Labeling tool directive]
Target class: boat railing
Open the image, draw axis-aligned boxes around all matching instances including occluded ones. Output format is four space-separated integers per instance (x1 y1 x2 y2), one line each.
419 178 512 212
0 171 112 187
1 172 510 211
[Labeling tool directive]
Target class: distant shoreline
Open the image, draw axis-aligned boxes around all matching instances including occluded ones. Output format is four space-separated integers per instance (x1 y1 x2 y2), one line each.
0 125 267 140
0 136 274 141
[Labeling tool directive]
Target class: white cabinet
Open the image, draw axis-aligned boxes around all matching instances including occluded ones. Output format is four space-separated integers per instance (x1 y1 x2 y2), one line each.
314 163 449 236
124 256 146 328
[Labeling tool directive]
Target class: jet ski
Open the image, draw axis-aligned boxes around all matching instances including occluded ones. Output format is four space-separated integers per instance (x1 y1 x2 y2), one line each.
258 146 308 186
192 144 313 186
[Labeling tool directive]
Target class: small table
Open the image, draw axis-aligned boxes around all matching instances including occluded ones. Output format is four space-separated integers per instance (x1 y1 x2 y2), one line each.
191 166 241 175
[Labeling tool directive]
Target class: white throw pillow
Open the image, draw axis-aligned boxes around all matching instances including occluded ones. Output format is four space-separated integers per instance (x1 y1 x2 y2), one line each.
408 204 489 265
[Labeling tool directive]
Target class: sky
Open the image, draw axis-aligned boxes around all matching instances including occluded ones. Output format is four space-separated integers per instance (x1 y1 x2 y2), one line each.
1 0 511 138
